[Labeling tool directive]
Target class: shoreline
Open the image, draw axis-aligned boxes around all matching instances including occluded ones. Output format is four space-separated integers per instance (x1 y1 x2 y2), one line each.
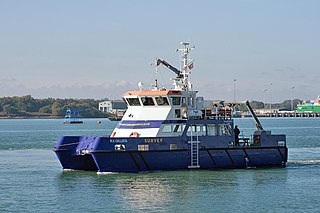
0 115 107 119
0 116 63 119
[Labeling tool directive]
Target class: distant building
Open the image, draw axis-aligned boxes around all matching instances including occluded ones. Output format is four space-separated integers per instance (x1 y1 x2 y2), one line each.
99 100 127 116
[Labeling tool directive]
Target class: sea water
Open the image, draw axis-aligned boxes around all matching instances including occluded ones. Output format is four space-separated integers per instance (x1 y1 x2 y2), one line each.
0 118 319 212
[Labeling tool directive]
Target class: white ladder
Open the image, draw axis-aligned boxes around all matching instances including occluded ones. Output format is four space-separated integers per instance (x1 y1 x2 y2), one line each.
188 127 200 168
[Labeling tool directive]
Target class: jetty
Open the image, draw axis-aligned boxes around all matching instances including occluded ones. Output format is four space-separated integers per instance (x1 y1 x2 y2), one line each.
257 112 320 118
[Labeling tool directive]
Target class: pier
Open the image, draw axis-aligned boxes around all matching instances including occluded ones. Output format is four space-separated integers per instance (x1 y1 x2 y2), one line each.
251 107 320 118
255 112 320 118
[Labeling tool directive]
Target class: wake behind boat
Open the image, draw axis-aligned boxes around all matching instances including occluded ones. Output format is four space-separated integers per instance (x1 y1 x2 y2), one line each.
53 42 288 172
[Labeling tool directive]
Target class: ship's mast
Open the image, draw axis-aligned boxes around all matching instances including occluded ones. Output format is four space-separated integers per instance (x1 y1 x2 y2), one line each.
155 42 195 91
176 42 194 91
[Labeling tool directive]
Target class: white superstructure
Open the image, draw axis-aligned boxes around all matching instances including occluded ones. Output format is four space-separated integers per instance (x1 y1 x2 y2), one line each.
111 42 203 138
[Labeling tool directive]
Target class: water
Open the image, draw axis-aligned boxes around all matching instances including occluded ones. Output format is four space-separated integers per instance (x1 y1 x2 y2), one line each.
0 118 320 212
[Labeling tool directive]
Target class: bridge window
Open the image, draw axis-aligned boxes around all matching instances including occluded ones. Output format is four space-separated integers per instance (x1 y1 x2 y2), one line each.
182 97 186 106
171 97 181 106
126 98 141 106
141 97 155 106
155 96 169 106
175 109 181 118
207 124 217 136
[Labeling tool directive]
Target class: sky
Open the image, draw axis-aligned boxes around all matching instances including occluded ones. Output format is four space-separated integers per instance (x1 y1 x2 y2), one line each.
1 0 320 103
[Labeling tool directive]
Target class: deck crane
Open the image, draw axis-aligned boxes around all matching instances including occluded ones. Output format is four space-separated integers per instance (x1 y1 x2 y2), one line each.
223 100 264 131
156 59 183 78
155 42 194 91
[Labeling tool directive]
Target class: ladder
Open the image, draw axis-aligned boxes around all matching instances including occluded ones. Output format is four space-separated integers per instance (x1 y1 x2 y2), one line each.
188 126 200 168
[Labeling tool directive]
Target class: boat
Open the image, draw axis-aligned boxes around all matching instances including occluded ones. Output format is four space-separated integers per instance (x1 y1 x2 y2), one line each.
108 116 123 121
63 108 83 124
54 42 288 172
296 96 320 113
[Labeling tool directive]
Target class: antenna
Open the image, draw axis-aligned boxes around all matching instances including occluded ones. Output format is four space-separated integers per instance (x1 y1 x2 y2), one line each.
176 42 195 91
138 82 143 91
154 58 159 90
155 42 195 91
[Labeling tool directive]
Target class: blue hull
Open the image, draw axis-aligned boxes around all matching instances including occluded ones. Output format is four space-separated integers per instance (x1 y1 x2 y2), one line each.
90 147 287 173
53 132 287 172
53 136 97 171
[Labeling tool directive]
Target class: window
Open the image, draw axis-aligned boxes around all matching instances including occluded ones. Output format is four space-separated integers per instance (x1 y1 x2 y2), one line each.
138 144 149 151
173 124 182 132
171 97 181 106
162 125 172 133
182 124 186 131
162 124 185 133
198 125 206 136
127 98 140 106
207 124 217 136
187 125 206 136
187 125 196 134
115 144 125 151
187 125 195 136
219 124 232 136
170 144 177 150
155 96 169 106
141 97 155 106
175 109 181 118
182 97 186 106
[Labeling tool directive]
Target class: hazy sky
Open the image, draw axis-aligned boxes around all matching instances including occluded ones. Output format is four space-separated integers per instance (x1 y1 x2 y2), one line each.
1 0 319 102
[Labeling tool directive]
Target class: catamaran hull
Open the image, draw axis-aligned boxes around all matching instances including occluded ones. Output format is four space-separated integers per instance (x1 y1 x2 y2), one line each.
53 136 97 171
90 147 287 173
54 134 287 172
54 150 97 171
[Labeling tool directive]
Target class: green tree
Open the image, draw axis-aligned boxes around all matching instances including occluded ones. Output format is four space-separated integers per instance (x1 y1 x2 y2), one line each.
250 101 264 109
39 105 52 114
51 99 65 116
2 104 18 115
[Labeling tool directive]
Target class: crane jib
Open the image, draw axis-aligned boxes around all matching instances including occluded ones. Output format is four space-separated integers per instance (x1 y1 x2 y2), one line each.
156 59 181 76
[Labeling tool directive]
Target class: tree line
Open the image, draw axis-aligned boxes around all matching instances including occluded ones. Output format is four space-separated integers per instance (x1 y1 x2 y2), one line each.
0 95 302 118
0 95 105 118
248 99 301 111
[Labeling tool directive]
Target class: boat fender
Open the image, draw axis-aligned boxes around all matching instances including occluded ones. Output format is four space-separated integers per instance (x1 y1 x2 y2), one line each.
129 132 139 138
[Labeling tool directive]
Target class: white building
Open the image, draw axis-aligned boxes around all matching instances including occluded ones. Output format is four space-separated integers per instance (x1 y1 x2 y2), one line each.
99 100 127 115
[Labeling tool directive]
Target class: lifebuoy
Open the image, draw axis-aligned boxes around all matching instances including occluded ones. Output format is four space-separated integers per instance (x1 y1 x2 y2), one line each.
129 132 139 138
111 132 116 137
